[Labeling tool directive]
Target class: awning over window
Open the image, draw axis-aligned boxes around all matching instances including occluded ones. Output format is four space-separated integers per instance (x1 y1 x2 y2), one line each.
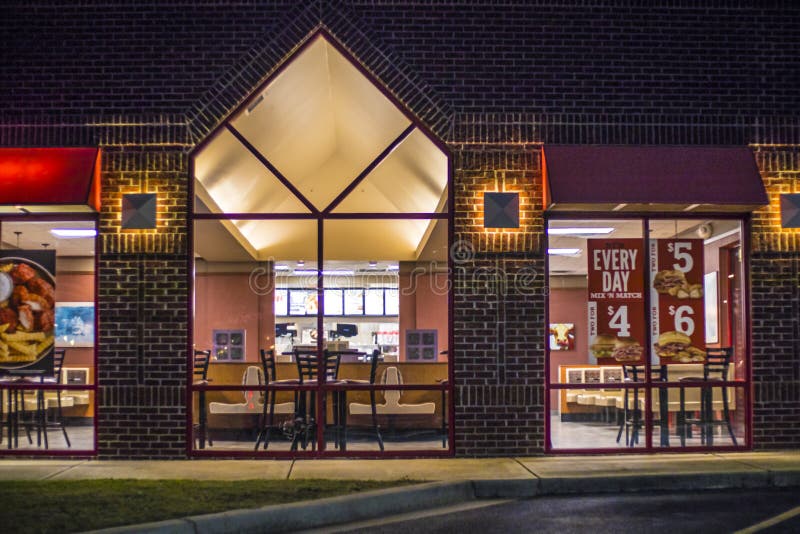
0 148 101 212
542 145 768 212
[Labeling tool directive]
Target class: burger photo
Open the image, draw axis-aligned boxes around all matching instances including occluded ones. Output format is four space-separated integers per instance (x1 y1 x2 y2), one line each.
653 269 688 296
610 337 643 362
653 330 691 360
589 333 616 360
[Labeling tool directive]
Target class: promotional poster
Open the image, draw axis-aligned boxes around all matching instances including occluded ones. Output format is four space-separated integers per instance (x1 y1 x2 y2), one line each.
0 249 56 374
650 238 706 365
587 239 646 365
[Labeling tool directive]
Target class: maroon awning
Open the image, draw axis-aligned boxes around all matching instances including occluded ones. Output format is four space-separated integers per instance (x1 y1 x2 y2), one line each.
542 145 768 212
0 148 101 212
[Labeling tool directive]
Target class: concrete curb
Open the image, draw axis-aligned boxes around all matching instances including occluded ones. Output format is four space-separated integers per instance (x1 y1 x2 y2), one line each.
88 472 800 534
88 480 475 534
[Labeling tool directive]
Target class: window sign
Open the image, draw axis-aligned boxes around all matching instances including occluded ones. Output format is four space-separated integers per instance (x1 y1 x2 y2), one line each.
364 288 384 315
324 288 343 316
587 239 646 365
650 239 706 365
344 289 364 315
384 289 399 316
274 289 288 316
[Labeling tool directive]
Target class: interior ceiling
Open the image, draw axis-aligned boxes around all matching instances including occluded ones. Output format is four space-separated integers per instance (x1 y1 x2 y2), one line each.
548 219 740 276
0 220 95 257
193 36 448 264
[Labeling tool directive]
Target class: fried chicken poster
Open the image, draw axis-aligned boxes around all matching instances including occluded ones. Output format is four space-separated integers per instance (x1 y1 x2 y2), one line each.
0 250 56 373
587 239 646 365
649 239 706 365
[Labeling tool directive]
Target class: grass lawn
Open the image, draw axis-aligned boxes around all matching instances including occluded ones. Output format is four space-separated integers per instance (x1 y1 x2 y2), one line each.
0 478 418 533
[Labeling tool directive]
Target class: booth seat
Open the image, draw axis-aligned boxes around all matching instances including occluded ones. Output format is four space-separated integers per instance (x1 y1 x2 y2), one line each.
208 366 292 416
349 366 436 416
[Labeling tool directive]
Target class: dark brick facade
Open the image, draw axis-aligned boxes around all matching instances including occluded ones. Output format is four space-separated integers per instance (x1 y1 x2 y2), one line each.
1 1 798 457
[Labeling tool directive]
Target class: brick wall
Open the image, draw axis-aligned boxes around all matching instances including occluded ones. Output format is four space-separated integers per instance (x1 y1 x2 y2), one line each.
750 147 800 449
96 148 190 458
452 144 546 455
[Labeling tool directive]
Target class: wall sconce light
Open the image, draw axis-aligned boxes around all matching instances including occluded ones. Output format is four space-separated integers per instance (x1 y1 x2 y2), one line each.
121 193 157 229
484 192 520 228
780 193 800 228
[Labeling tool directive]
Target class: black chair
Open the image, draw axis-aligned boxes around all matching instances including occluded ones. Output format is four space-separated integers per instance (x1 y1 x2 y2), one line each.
338 349 384 451
18 348 71 449
292 348 341 451
254 348 299 450
193 349 212 448
616 364 666 447
679 348 737 446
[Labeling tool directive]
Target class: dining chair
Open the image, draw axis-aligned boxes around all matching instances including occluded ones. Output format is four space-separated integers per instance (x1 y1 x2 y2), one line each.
678 347 737 446
339 349 384 451
17 349 72 449
254 348 298 450
615 364 665 447
192 349 212 448
292 348 341 451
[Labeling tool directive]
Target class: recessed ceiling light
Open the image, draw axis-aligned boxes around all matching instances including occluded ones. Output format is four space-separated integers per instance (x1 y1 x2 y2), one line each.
547 227 614 235
293 269 355 276
50 228 97 238
547 248 582 256
273 265 290 271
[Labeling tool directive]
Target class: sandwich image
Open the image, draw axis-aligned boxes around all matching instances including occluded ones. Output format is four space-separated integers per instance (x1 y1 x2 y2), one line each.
653 269 704 299
589 333 616 359
610 337 643 362
652 331 705 361
653 269 687 295
653 331 690 359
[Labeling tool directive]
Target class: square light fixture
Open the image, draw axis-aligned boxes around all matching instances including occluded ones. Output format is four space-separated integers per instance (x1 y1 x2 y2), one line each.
780 193 800 228
121 193 157 229
484 192 519 228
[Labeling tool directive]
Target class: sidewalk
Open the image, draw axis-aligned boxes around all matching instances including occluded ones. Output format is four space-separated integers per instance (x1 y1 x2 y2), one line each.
2 451 799 533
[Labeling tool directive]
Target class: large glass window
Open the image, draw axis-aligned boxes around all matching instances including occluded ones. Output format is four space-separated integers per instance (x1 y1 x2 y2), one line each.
190 34 451 456
0 218 97 453
547 217 748 451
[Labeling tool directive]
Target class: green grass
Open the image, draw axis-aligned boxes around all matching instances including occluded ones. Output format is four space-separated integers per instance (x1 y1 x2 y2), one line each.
0 478 418 533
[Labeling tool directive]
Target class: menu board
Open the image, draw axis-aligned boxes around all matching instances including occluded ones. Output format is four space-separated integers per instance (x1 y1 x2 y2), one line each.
384 289 399 316
324 289 343 316
344 289 364 315
364 289 384 315
587 239 646 365
274 289 288 316
650 239 706 365
289 289 318 316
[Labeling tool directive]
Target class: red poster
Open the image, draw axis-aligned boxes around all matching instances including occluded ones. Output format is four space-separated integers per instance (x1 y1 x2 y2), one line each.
587 239 646 365
649 239 706 365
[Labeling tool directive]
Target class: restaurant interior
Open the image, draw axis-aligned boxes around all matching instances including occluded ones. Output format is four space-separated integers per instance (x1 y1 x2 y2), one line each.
190 35 451 453
547 217 748 450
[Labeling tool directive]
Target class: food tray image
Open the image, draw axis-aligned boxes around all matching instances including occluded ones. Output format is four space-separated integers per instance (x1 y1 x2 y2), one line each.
0 256 56 369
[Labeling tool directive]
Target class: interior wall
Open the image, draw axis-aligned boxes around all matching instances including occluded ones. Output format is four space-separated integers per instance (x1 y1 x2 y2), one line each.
194 273 272 363
56 271 94 367
398 272 448 361
548 286 589 410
